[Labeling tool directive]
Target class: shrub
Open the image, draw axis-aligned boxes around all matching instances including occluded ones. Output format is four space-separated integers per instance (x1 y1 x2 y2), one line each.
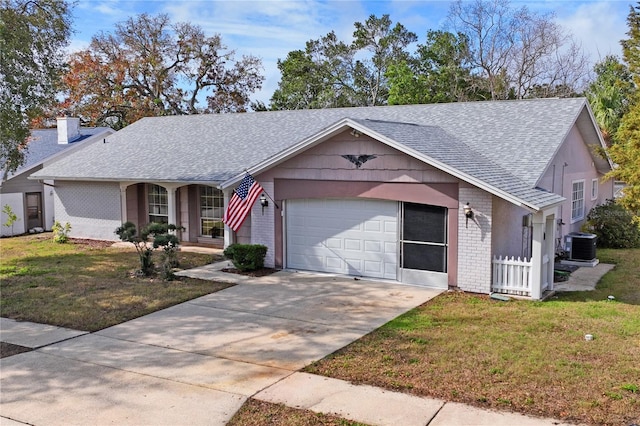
223 243 268 271
583 200 640 248
52 221 72 243
115 221 183 278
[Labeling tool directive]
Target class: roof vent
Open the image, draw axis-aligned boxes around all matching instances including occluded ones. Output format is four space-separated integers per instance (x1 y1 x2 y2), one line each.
56 117 81 144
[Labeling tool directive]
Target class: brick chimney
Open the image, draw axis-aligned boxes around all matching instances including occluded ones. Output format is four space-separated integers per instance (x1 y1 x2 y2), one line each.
56 117 80 144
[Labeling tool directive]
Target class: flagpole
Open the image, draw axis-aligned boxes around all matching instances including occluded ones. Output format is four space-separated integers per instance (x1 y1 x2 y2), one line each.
262 190 280 210
244 170 280 210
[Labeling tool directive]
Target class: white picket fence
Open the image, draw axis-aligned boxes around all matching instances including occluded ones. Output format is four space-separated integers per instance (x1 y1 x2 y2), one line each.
492 256 533 296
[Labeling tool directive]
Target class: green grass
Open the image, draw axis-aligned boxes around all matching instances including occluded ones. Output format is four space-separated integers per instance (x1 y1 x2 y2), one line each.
0 234 230 331
305 248 640 426
3 236 639 425
555 248 640 304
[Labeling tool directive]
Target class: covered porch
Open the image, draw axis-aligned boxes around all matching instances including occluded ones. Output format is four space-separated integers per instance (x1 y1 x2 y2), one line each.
118 182 233 248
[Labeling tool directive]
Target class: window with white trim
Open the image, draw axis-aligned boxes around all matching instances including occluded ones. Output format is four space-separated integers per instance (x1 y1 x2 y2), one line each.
148 184 168 223
200 186 224 238
571 180 585 222
591 178 598 200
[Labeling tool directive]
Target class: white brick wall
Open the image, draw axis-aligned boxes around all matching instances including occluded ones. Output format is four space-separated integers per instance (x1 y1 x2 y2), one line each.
457 187 493 294
54 181 122 241
250 181 275 268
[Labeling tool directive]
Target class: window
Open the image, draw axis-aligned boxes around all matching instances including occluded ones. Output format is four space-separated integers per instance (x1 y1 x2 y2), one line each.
571 180 585 222
200 186 224 238
148 184 168 223
591 178 598 200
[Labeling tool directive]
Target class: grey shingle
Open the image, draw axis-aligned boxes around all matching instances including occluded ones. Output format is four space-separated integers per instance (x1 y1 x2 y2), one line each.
4 127 111 179
32 98 588 210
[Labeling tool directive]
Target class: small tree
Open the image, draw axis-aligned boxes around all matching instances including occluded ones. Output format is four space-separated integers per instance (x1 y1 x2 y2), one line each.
146 222 181 280
2 204 20 236
52 220 72 243
115 221 183 277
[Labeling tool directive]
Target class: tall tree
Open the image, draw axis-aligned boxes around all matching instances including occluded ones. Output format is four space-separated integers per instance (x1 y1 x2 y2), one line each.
352 14 417 106
0 0 72 173
387 30 487 104
270 15 416 109
447 0 589 100
270 32 357 110
585 56 634 145
609 104 640 216
608 3 640 216
62 14 263 128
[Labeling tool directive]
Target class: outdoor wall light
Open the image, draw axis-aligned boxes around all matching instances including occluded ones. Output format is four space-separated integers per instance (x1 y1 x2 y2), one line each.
351 128 361 137
463 202 474 228
260 194 268 215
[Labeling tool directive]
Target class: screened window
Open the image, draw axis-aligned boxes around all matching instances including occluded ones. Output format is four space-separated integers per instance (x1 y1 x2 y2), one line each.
148 184 168 223
200 186 224 238
571 180 585 222
591 178 598 200
401 203 448 273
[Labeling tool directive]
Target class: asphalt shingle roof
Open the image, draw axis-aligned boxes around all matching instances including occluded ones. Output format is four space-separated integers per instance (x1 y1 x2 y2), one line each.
32 98 592 210
4 127 112 179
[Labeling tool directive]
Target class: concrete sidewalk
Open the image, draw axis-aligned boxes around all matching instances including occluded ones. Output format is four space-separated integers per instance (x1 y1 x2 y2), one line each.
1 264 584 426
0 317 576 426
255 372 575 426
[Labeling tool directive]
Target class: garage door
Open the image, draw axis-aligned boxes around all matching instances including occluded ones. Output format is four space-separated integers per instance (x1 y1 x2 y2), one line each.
286 199 398 279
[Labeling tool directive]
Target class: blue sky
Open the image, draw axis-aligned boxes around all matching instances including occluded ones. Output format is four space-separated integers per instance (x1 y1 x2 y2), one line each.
69 1 630 103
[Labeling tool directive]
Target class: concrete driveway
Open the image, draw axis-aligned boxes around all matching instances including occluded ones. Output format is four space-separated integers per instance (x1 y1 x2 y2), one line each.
0 270 442 425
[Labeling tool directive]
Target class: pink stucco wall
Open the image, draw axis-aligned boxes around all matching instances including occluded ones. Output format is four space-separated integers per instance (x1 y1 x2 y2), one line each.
537 126 613 238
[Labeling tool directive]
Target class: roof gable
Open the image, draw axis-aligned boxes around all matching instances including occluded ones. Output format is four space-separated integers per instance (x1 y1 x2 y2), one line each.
241 117 565 211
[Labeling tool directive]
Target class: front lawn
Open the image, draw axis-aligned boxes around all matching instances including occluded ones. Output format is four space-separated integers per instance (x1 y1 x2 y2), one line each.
304 248 640 426
2 235 638 425
0 234 229 332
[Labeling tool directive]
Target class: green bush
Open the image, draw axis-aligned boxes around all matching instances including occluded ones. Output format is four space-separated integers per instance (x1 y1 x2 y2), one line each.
52 221 72 243
583 200 640 248
223 243 268 271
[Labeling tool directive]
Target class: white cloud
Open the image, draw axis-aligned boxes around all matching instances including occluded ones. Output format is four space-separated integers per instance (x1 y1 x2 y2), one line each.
555 1 627 61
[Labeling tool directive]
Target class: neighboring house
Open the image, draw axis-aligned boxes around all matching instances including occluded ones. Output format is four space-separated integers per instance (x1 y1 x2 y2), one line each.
0 117 113 236
31 98 612 299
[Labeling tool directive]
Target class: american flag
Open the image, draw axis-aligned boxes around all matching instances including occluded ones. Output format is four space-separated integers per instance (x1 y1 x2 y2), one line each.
223 173 263 232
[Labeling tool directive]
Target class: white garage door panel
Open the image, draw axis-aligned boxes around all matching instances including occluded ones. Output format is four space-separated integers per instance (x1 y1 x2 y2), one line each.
287 199 397 279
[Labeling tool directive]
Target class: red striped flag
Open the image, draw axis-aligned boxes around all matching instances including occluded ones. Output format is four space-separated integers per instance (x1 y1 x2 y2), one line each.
223 173 263 232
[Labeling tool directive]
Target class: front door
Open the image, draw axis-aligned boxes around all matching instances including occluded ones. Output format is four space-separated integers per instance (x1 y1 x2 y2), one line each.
26 192 43 230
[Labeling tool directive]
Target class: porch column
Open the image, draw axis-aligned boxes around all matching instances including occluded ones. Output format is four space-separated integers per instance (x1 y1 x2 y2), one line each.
530 212 545 300
119 183 128 224
223 188 233 248
545 210 557 292
167 187 177 226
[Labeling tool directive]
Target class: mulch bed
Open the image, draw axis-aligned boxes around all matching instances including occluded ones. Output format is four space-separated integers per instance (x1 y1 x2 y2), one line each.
69 238 114 249
221 267 278 277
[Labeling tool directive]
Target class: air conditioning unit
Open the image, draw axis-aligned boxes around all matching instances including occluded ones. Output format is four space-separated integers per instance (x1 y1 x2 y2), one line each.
564 232 597 262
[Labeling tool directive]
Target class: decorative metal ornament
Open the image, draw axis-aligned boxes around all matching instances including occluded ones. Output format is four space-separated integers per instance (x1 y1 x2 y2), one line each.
341 154 377 169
